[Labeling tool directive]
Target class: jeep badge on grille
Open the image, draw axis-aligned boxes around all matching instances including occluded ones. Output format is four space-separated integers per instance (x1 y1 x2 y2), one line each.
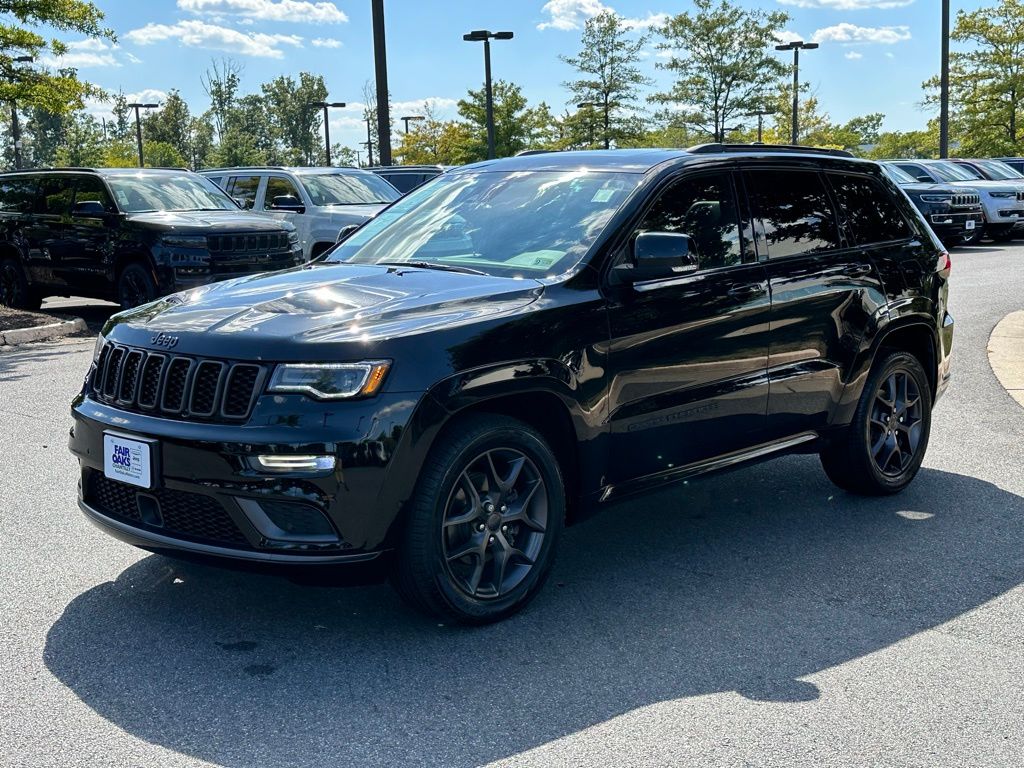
150 333 180 349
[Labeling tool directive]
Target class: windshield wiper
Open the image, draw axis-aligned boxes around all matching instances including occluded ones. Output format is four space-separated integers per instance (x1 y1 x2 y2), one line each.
377 260 487 276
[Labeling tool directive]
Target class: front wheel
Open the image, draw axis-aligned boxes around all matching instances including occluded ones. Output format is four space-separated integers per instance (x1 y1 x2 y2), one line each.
0 257 41 310
117 262 157 310
820 351 932 495
391 414 565 624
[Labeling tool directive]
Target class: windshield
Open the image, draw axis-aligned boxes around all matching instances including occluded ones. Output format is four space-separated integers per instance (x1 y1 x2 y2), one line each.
302 173 400 206
882 163 917 185
930 161 980 182
976 159 1024 180
326 170 640 278
107 173 238 213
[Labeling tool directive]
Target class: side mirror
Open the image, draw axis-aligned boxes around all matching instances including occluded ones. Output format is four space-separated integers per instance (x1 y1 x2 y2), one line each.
72 200 108 218
271 194 305 213
232 197 252 210
335 223 360 243
613 231 698 284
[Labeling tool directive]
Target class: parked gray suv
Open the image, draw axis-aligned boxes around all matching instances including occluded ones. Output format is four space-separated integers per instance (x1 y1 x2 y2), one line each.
201 167 400 260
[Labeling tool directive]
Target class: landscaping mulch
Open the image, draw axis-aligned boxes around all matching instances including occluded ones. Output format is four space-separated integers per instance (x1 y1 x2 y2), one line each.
0 306 60 333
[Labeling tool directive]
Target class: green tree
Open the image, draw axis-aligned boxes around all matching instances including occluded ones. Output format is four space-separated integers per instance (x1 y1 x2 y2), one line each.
143 90 191 160
23 106 66 166
0 0 114 114
261 72 328 164
651 0 789 143
101 139 136 167
561 10 652 149
457 80 551 160
109 91 132 141
923 0 1024 155
54 110 103 166
142 140 185 168
865 124 939 160
201 58 242 145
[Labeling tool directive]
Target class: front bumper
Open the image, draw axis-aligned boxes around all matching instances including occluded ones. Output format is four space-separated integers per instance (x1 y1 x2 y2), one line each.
929 210 984 240
69 390 425 565
154 245 304 295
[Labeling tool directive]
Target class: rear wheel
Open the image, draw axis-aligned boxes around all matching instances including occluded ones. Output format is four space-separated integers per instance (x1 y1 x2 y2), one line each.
820 351 932 495
987 225 1016 243
0 257 41 310
117 262 157 310
391 414 564 624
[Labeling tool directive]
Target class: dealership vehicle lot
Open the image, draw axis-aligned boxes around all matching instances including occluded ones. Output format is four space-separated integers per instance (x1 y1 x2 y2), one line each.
2 243 1023 766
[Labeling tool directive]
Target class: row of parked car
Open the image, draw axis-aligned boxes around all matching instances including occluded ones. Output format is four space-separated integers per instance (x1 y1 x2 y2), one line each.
0 153 1020 314
0 164 443 311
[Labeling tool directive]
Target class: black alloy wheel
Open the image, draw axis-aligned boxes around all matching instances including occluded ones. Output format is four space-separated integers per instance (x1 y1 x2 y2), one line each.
0 257 40 310
117 263 157 310
820 351 932 495
441 448 548 599
392 414 564 624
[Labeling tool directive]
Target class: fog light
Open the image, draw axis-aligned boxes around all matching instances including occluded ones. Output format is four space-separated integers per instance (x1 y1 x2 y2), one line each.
236 499 339 543
251 455 336 473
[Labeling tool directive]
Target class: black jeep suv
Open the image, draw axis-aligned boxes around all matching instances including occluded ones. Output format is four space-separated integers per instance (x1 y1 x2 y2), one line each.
881 163 983 245
0 168 302 310
70 146 954 623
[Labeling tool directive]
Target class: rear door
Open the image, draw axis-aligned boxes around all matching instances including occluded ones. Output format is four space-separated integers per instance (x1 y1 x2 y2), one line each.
743 165 889 438
24 175 75 290
224 174 263 210
606 168 771 484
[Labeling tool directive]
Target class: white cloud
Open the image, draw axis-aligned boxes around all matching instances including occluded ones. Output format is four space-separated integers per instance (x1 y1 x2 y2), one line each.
126 20 303 58
125 52 143 64
82 89 170 124
177 0 348 23
780 0 914 8
41 51 120 68
812 23 911 45
773 29 807 45
311 37 342 48
845 50 863 59
537 0 666 32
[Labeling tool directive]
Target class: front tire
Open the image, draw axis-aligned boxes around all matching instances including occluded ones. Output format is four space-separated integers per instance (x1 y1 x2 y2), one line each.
820 351 932 495
117 262 157 310
0 257 41 310
391 414 565 624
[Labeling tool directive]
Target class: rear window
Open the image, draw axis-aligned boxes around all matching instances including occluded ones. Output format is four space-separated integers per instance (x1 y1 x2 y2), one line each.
828 173 910 245
32 176 75 216
0 177 36 212
226 175 261 209
744 169 841 258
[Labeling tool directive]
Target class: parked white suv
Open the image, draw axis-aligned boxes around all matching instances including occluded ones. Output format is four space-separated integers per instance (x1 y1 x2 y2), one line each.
201 167 400 260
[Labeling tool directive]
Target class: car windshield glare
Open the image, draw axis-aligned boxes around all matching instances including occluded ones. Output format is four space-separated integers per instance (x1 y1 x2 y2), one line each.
303 173 400 206
931 162 979 182
977 160 1023 180
326 170 640 278
107 174 238 213
883 164 917 185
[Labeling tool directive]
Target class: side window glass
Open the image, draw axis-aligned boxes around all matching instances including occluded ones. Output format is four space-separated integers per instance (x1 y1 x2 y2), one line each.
897 163 927 181
72 176 117 214
263 176 302 209
744 169 840 258
636 172 743 270
32 176 75 216
828 173 910 245
0 178 36 212
227 175 260 209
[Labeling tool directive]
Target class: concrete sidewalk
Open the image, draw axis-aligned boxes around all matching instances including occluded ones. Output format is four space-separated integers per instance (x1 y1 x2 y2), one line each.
988 310 1024 406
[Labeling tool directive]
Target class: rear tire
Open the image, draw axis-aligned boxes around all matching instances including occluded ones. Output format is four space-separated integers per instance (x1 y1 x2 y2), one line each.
820 351 932 495
117 262 157 310
0 257 41 310
391 414 565 624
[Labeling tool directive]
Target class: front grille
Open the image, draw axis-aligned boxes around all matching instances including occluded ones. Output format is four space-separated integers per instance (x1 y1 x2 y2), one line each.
86 473 249 547
1017 191 1024 202
207 231 291 254
91 343 265 423
952 193 980 207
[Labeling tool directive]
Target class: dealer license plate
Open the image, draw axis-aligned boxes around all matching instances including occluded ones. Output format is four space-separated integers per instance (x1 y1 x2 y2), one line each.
965 220 975 230
103 433 153 489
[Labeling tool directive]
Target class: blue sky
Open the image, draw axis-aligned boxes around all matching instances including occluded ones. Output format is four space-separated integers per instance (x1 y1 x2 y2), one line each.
41 0 978 152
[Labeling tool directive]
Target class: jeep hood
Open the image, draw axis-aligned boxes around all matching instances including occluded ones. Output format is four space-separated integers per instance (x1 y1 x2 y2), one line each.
125 210 292 232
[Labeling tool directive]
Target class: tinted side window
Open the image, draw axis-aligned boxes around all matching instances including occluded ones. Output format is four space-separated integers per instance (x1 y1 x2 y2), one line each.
32 176 75 216
745 169 840 258
636 172 744 270
263 176 301 209
226 175 261 209
895 163 929 182
0 177 37 212
828 173 910 245
73 176 117 213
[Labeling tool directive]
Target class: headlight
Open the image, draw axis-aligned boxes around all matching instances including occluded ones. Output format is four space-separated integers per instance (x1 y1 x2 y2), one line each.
92 332 106 363
160 234 208 248
988 191 1016 198
268 361 391 400
287 230 300 244
920 194 952 204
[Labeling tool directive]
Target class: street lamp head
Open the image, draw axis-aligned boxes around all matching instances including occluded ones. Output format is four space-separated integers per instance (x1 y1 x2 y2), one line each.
463 30 489 41
776 40 818 51
128 102 160 109
493 31 514 40
310 101 328 108
400 115 425 121
577 101 598 109
13 55 33 63
327 102 347 108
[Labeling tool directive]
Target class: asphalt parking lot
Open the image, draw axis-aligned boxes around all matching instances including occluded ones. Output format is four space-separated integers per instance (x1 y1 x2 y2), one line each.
2 243 1023 767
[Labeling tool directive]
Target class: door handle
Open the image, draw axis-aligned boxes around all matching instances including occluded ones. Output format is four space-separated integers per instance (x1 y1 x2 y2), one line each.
726 282 767 301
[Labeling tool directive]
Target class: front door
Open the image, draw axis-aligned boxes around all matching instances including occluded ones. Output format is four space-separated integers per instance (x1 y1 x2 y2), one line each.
606 169 771 486
24 175 75 290
60 175 118 297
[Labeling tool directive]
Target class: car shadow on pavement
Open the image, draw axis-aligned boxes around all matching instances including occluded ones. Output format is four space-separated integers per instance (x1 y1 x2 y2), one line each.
44 459 1024 767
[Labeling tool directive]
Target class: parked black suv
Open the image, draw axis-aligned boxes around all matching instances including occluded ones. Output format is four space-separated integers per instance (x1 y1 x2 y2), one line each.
0 168 302 310
70 146 954 623
881 163 983 245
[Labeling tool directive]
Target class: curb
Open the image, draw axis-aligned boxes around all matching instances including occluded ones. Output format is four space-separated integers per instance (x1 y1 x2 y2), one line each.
0 317 88 347
987 310 1024 408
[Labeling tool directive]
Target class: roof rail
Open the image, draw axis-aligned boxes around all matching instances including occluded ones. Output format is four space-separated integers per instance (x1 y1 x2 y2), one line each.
0 166 99 173
199 165 289 172
687 143 855 158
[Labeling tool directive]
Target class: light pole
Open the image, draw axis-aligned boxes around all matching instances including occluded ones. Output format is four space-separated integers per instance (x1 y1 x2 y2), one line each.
371 0 392 166
463 29 514 159
748 109 771 143
400 114 424 134
364 117 375 166
775 40 818 145
127 101 159 167
577 101 598 147
311 100 346 165
9 55 32 170
939 0 950 158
